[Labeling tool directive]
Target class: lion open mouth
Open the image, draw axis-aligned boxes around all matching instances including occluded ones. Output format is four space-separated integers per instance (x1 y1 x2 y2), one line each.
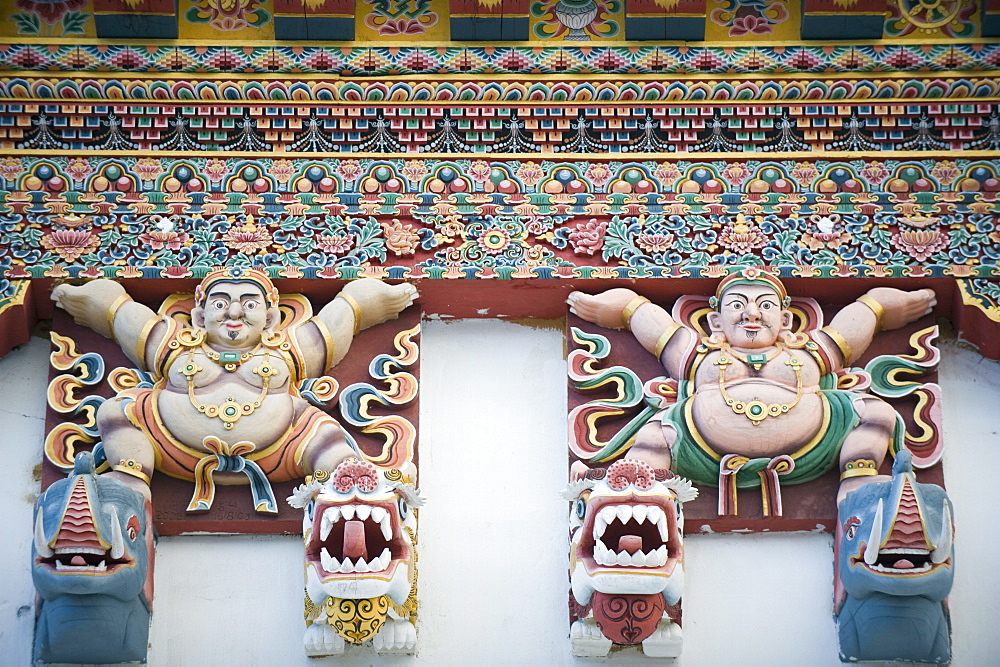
307 501 408 577
580 497 681 573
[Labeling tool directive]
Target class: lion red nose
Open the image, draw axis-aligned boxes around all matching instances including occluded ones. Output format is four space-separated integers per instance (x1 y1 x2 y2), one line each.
606 459 655 491
332 459 379 493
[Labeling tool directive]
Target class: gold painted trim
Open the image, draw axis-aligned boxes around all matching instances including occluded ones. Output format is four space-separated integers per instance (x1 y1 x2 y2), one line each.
957 278 1000 323
0 280 30 311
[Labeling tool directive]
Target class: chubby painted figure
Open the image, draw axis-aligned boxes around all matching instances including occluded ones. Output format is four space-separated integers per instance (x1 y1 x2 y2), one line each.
568 270 936 505
52 268 418 506
42 269 418 661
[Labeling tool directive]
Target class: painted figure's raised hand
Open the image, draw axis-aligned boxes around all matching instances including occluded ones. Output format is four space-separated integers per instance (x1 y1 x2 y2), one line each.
340 279 419 332
51 280 128 339
865 287 936 331
567 288 641 330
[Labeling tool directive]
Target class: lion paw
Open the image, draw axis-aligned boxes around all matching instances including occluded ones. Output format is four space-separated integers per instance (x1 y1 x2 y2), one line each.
373 619 416 654
570 617 613 657
303 623 345 657
642 618 683 658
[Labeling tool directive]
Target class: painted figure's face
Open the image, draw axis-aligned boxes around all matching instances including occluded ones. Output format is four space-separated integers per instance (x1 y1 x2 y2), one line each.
708 283 791 349
195 281 274 348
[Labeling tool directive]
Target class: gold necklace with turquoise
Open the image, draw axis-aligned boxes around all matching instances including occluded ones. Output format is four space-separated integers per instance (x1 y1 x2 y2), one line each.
180 349 279 429
715 343 803 425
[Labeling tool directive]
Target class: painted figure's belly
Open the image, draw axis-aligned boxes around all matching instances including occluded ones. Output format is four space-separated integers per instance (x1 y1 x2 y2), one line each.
158 387 296 454
690 383 824 458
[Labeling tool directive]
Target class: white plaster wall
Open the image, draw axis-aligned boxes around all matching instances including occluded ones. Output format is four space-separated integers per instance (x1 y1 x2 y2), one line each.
1 322 998 666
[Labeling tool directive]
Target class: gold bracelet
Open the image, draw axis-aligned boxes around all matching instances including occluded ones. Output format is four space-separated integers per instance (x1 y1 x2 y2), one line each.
653 323 682 358
621 296 650 330
113 459 151 485
338 292 363 336
856 294 886 333
820 325 853 364
840 459 878 481
106 294 133 343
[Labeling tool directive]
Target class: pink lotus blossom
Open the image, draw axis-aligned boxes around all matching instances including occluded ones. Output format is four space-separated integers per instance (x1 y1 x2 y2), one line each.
223 218 272 254
401 160 430 183
381 220 420 256
568 220 608 256
584 164 613 189
315 233 355 254
134 158 164 183
466 161 492 184
0 157 24 183
335 160 363 184
269 159 296 185
653 162 682 189
515 162 545 187
41 229 100 262
66 158 93 183
203 159 229 183
636 232 675 254
891 230 948 261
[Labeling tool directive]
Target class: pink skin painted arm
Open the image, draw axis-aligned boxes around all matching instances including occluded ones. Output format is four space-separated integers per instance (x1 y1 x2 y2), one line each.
824 287 937 367
567 288 693 381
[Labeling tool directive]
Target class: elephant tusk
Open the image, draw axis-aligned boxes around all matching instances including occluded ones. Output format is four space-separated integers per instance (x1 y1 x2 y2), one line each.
864 499 883 566
34 508 53 558
931 499 952 565
109 505 125 560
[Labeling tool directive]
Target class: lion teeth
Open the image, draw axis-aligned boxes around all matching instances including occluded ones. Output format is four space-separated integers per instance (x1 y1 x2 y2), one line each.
318 504 394 543
320 547 340 573
592 543 669 568
590 504 671 543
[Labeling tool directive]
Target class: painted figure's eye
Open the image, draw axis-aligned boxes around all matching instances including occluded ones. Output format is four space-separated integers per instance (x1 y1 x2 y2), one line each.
575 498 586 520
126 515 141 541
761 302 773 310
843 516 861 540
211 298 228 311
846 525 856 539
243 299 259 311
397 496 408 519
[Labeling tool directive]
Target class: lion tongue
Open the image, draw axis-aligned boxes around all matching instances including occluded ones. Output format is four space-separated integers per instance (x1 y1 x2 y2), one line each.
71 555 88 566
618 535 642 555
343 520 368 561
893 558 915 569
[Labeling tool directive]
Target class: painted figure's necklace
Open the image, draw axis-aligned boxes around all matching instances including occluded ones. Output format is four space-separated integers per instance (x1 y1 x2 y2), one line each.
180 349 278 429
715 343 803 425
201 344 259 372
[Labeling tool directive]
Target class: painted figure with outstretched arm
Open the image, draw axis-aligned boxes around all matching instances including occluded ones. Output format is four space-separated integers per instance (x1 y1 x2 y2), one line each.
568 270 935 503
51 268 417 505
567 270 955 663
34 268 420 662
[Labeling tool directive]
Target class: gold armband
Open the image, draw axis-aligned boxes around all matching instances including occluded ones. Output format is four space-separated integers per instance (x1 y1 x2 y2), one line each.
653 323 682 359
106 294 133 344
337 293 363 336
856 294 885 333
820 326 853 364
311 317 337 370
840 459 878 481
621 296 650 330
113 459 151 485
